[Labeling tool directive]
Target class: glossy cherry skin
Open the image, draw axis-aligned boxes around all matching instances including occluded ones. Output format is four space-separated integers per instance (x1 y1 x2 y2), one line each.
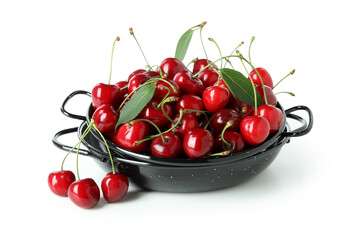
48 170 76 197
112 121 150 153
248 67 274 88
151 132 182 158
255 85 277 106
68 178 100 209
158 58 187 79
227 98 255 118
170 113 199 138
257 105 283 133
128 73 150 94
240 116 270 145
140 100 172 128
193 59 216 74
173 70 204 96
215 131 246 153
92 104 118 135
128 69 147 81
198 69 220 88
212 109 242 134
92 83 123 110
153 79 180 101
183 128 214 158
115 81 128 101
175 94 204 116
101 172 129 203
202 86 230 112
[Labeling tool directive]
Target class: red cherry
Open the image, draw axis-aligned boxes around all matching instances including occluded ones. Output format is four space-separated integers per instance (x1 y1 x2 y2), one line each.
158 58 187 79
112 121 150 152
227 98 255 118
48 170 76 197
128 69 147 82
68 178 100 209
145 71 159 78
115 81 128 101
170 113 199 138
151 132 182 158
240 116 270 145
128 73 150 94
101 172 129 203
140 100 172 128
92 104 118 135
153 79 180 101
257 105 283 133
202 86 230 112
175 94 204 116
215 131 246 153
248 67 274 88
183 128 214 158
255 85 277 106
91 83 123 110
198 69 220 87
193 59 215 74
173 70 204 96
212 109 242 134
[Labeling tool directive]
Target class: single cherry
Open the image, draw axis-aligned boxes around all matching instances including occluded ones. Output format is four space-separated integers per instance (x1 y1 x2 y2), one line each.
68 178 100 209
128 69 147 81
257 105 283 133
212 109 242 134
48 170 76 197
255 85 277 106
92 83 123 110
173 70 204 96
175 94 204 116
151 132 182 158
198 69 220 87
128 73 150 94
215 131 246 154
248 67 274 88
193 59 215 74
170 113 199 138
202 86 230 112
240 116 270 145
112 121 150 153
158 58 187 79
140 100 172 128
227 98 254 118
101 172 129 203
92 104 118 135
153 79 180 101
183 128 214 158
115 81 129 102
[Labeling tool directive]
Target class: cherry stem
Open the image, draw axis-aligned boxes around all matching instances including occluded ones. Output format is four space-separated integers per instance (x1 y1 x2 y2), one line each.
273 69 296 89
147 65 164 77
187 58 198 68
225 58 235 70
203 113 214 130
131 118 166 144
209 151 230 157
92 119 115 174
120 85 128 91
275 91 295 96
209 37 223 69
221 120 233 149
157 86 171 108
199 23 209 60
151 77 177 93
60 123 93 171
108 36 120 85
129 27 151 69
184 109 209 120
223 41 244 68
160 96 178 124
248 36 255 65
192 64 211 79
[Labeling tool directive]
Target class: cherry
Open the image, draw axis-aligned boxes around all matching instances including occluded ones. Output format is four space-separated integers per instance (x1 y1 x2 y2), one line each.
175 94 204 116
128 69 147 81
257 105 283 133
255 85 277 106
170 113 199 138
158 57 187 79
193 58 215 74
101 172 129 203
153 79 180 101
145 71 159 78
240 116 270 145
212 109 242 134
140 100 172 128
68 178 100 209
248 67 274 88
48 170 76 197
151 132 182 158
198 69 221 88
215 131 245 154
115 81 128 102
92 104 118 135
183 128 214 158
202 86 230 112
112 121 150 153
91 83 123 110
173 70 204 96
227 98 254 117
128 73 150 94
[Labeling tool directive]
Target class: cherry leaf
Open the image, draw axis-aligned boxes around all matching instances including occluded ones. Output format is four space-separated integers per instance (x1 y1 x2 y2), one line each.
175 28 197 62
220 68 263 107
116 83 156 127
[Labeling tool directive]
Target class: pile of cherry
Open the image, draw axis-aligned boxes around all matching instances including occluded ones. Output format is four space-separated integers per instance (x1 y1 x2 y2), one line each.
49 24 295 209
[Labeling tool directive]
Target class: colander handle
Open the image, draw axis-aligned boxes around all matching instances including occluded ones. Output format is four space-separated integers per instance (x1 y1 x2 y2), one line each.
283 105 313 137
52 127 92 156
61 90 91 121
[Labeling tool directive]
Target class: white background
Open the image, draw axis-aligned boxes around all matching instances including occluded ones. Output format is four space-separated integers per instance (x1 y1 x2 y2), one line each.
1 0 359 239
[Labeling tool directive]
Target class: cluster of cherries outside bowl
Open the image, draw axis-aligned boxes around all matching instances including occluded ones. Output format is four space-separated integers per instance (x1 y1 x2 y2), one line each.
48 23 295 209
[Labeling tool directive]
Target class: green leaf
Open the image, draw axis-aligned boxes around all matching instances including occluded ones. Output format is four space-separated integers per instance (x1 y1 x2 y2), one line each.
220 68 263 107
116 84 156 127
175 28 196 61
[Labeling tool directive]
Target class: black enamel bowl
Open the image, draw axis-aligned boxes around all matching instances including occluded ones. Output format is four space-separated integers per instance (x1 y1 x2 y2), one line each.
60 90 313 167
